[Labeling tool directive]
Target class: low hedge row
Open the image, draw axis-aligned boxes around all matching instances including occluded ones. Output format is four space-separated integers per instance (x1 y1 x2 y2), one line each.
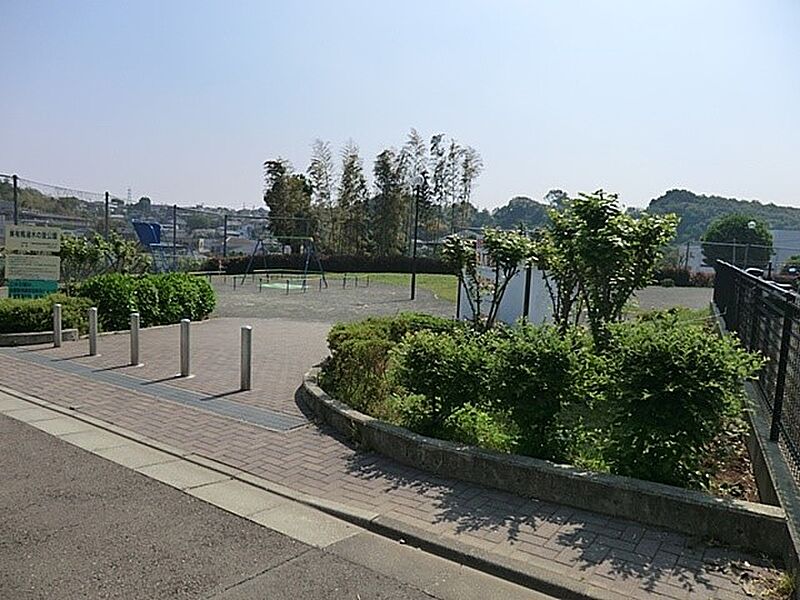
320 311 760 490
201 253 453 275
0 294 92 334
75 272 216 331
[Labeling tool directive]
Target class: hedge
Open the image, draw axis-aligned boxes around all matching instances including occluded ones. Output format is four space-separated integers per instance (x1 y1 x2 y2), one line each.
76 272 216 331
0 294 92 334
200 253 453 275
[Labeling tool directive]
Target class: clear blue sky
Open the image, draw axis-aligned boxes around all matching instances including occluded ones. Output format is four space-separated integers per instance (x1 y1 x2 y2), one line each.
1 0 798 210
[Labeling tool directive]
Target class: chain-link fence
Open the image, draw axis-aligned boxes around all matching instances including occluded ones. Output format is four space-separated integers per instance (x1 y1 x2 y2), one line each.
714 260 800 483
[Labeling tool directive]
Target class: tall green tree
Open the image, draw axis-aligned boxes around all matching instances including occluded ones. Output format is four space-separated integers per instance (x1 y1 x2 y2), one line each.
337 142 369 254
539 190 678 344
701 214 773 269
307 139 336 251
371 149 408 256
263 158 316 249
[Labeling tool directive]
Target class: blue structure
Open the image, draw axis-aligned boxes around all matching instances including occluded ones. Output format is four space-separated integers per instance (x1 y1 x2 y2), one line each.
133 221 174 272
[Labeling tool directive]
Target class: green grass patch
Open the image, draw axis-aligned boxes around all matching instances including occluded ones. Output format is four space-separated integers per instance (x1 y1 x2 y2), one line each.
360 273 457 302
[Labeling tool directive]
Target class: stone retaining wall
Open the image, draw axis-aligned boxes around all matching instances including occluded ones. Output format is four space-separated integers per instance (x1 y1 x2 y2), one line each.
300 368 790 560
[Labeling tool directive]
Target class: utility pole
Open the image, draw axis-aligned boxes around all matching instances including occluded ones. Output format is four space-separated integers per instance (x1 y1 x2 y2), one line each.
12 174 18 224
104 191 110 238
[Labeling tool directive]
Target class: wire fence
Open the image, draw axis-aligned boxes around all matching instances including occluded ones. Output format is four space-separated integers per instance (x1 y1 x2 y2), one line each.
714 260 800 484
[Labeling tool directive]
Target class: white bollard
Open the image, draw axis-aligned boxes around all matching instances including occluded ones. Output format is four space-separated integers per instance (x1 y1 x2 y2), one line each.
180 319 191 377
240 325 252 391
88 307 98 356
53 303 62 348
130 312 140 366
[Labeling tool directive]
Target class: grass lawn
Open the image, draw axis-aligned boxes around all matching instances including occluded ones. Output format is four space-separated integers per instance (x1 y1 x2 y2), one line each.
358 273 458 303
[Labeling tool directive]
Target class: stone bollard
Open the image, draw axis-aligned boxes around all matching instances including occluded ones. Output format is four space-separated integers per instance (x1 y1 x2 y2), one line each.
53 303 62 348
130 312 140 366
240 325 252 391
88 307 98 356
180 319 191 377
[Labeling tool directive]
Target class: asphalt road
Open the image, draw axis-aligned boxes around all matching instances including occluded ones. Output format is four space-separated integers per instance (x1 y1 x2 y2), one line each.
0 413 550 600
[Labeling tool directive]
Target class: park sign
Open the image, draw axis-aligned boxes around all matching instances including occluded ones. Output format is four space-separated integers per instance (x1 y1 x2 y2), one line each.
4 223 62 299
5 224 61 253
5 254 61 280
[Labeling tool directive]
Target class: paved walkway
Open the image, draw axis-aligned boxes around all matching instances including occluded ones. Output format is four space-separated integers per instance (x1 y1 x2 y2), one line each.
0 318 781 600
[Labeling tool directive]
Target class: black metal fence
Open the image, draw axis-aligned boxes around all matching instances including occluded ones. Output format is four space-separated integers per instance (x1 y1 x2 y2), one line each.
714 260 800 480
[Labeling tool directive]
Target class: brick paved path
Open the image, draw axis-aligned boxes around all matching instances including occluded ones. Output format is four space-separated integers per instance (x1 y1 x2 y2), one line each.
0 318 780 600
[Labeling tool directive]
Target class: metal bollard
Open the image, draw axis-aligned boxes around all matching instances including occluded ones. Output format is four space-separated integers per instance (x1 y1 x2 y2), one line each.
259 277 263 292
318 277 323 291
343 273 347 288
366 274 370 287
240 325 252 391
303 278 307 293
286 279 290 295
233 277 237 290
53 303 62 348
180 319 191 377
355 274 358 287
130 312 140 366
88 307 98 356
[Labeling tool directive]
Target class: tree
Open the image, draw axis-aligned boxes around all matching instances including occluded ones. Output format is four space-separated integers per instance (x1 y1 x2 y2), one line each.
307 139 337 252
442 228 536 330
337 141 369 254
492 196 549 230
544 189 569 210
263 158 316 249
60 232 151 282
539 190 678 344
701 214 773 269
371 149 408 256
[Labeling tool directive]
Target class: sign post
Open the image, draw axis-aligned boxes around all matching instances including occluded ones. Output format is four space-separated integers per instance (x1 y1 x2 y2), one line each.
4 224 61 299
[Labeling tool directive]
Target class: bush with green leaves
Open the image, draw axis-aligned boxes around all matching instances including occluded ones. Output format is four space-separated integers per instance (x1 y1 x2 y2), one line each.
0 294 92 334
600 312 762 488
76 273 216 331
320 311 761 490
319 314 462 414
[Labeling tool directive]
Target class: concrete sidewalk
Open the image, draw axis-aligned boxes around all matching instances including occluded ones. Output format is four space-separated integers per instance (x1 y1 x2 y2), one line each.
0 317 784 600
0 410 550 600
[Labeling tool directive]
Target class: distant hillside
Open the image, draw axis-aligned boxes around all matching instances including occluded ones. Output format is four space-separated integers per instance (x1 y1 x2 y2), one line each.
647 189 800 243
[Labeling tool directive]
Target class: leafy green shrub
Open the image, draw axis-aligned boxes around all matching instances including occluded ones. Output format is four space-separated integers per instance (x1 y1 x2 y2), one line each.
389 329 493 428
659 278 675 287
0 294 92 334
320 313 460 413
488 325 589 459
601 313 762 487
443 403 520 453
76 273 216 331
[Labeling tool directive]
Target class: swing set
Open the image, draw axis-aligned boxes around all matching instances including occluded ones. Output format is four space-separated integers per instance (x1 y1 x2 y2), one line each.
240 235 328 289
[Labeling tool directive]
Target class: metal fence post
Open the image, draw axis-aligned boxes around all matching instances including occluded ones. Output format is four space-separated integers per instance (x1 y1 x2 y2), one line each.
223 214 228 258
104 191 110 239
770 299 794 442
748 288 761 352
240 326 252 391
172 204 178 271
180 319 191 377
53 303 62 348
88 307 98 356
130 312 140 366
12 174 18 225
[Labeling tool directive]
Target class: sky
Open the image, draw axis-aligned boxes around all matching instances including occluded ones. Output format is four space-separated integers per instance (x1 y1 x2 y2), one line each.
1 0 798 211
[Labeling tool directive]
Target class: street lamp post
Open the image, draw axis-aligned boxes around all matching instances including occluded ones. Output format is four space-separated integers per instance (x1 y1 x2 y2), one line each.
410 174 424 300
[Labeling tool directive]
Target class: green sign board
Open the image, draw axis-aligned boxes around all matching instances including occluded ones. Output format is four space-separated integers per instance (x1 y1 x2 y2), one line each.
8 279 59 299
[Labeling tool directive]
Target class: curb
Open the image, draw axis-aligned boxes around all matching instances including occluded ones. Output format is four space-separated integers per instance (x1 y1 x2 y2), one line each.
299 369 790 561
0 384 626 600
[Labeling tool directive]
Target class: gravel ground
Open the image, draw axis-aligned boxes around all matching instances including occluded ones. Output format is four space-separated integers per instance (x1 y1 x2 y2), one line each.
209 274 455 323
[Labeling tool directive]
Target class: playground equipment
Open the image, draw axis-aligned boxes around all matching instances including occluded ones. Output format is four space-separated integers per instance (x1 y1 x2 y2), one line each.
241 236 327 289
132 221 183 272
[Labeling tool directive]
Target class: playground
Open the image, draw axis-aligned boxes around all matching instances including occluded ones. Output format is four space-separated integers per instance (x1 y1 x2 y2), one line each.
208 272 455 322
